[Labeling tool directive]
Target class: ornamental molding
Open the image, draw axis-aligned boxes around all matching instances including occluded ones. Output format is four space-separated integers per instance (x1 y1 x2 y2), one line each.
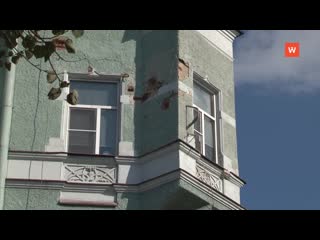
196 165 222 192
180 170 244 210
64 164 116 184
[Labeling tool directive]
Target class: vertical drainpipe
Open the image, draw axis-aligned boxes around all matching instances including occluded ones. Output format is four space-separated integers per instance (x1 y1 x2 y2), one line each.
0 46 16 210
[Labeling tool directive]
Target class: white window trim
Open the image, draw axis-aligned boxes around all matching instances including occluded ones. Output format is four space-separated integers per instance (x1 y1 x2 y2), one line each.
193 74 222 165
64 73 121 156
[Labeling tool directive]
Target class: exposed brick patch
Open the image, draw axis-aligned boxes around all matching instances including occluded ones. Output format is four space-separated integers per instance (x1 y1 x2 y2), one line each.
178 58 189 81
134 77 163 102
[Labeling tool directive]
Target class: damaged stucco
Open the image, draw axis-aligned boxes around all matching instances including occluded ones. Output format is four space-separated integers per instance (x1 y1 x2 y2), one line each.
177 30 239 174
3 30 242 209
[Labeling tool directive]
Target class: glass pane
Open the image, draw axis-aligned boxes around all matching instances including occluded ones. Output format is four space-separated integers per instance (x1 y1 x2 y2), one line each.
194 131 202 153
68 131 96 154
193 83 213 116
204 116 215 162
100 110 117 155
69 108 96 130
193 109 201 132
70 80 118 106
205 145 215 162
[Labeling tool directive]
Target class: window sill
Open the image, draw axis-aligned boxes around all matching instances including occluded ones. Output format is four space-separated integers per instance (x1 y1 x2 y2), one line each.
67 152 116 158
59 198 117 208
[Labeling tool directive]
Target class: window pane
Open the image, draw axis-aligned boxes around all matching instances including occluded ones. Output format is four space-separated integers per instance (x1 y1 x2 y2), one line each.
68 131 96 154
69 108 96 130
193 109 201 132
194 131 203 153
100 110 117 155
194 83 213 116
70 81 118 106
204 116 215 162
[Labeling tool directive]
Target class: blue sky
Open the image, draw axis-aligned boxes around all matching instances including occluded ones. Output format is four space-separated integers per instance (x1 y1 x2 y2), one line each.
234 30 320 210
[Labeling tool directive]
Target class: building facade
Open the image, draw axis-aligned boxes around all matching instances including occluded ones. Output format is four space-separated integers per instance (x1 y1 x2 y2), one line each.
0 30 245 210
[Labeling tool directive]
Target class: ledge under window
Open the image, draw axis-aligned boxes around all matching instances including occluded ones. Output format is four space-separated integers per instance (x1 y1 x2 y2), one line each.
58 191 117 208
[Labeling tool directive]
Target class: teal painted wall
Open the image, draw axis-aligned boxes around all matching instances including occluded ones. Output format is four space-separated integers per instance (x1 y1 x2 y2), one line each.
2 31 239 209
9 30 139 152
4 180 210 210
177 30 239 171
8 30 179 156
4 188 140 210
4 188 110 210
135 30 179 155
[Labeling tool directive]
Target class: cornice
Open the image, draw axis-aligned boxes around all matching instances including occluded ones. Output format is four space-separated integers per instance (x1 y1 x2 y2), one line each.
180 170 245 210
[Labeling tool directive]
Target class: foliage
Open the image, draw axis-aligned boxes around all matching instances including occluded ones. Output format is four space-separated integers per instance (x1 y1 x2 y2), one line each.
0 30 85 105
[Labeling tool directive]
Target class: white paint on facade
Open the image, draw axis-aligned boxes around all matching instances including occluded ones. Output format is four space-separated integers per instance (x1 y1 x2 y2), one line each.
223 179 240 204
45 138 66 152
7 140 244 205
120 95 132 104
59 191 115 205
196 30 239 59
221 111 236 128
118 141 135 156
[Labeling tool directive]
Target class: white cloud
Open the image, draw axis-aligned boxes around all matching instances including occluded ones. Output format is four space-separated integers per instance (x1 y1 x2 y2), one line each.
234 30 320 93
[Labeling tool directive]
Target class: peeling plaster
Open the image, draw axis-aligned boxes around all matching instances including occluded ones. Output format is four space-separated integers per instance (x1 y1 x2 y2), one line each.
178 58 189 81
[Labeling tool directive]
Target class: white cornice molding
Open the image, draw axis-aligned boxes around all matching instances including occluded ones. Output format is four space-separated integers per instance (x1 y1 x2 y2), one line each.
179 141 223 177
9 141 245 187
6 179 64 190
180 171 244 210
8 151 117 165
62 184 115 193
223 170 245 187
114 170 180 193
6 179 114 192
218 30 240 41
117 141 179 165
195 30 236 60
6 171 245 209
178 140 202 160
9 152 68 162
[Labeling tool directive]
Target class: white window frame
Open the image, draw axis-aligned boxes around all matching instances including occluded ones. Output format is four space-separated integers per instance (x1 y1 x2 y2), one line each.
193 74 220 164
65 73 121 156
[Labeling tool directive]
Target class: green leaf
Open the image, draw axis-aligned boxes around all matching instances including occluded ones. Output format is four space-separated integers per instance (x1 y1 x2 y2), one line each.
65 39 75 54
11 55 20 64
8 51 13 57
32 45 46 59
47 71 57 83
52 30 66 36
48 87 61 100
44 41 56 62
60 81 70 88
66 90 78 105
0 60 3 67
22 35 37 49
25 50 33 60
72 30 84 38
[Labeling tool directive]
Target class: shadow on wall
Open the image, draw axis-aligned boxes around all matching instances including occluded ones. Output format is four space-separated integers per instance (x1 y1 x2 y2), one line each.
120 30 179 209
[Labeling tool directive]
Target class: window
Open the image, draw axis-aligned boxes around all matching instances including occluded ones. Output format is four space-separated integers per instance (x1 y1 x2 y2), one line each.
193 75 219 163
67 77 119 155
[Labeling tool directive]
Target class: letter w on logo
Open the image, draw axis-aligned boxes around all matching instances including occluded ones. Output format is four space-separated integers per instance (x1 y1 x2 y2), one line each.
285 43 300 57
288 47 296 53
